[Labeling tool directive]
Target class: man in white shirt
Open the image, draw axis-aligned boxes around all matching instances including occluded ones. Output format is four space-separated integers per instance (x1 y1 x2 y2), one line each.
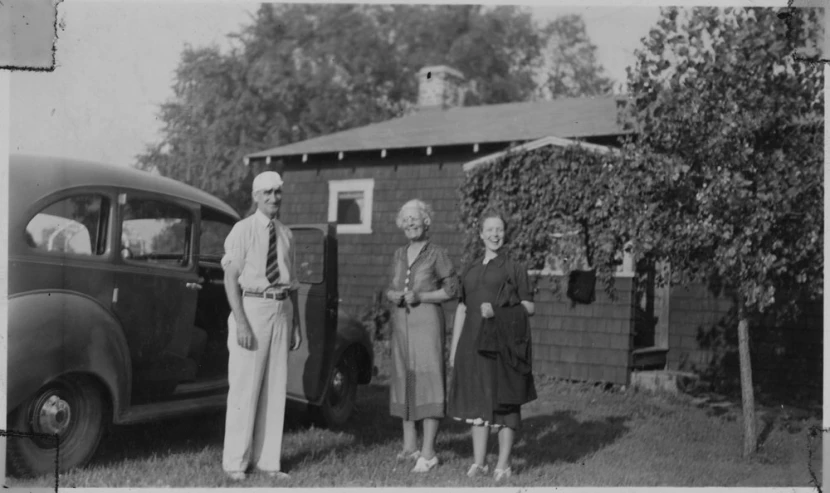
221 171 302 481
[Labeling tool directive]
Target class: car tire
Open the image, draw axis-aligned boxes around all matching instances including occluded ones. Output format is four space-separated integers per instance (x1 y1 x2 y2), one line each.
7 374 108 477
314 351 358 428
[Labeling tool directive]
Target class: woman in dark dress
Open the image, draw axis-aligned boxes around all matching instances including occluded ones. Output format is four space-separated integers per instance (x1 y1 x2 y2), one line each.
386 199 458 473
448 209 536 481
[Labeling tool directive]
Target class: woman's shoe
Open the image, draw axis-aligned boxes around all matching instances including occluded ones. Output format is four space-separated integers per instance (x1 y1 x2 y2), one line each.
493 467 512 481
396 449 421 461
225 471 247 481
466 463 489 478
412 455 439 472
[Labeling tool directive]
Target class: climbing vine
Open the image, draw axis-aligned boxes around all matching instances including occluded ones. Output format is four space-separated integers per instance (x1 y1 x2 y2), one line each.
458 143 632 297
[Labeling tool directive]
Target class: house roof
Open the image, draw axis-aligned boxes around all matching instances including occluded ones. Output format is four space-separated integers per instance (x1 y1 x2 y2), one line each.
247 96 626 161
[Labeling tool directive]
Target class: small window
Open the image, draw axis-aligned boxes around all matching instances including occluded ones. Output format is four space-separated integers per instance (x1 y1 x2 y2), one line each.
328 179 374 234
121 197 192 268
293 228 325 284
25 194 110 256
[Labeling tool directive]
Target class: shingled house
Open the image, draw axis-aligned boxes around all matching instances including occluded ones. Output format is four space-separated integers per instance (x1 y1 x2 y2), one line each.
245 65 627 308
244 65 651 383
244 66 821 388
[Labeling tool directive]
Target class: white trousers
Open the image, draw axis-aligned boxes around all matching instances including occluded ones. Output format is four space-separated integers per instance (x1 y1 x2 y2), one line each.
222 297 291 473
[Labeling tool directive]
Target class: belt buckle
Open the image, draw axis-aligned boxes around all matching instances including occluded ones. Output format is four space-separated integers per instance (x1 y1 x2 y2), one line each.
267 290 286 301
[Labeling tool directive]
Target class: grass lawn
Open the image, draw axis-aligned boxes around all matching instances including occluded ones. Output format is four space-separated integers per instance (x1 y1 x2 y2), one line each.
6 374 822 488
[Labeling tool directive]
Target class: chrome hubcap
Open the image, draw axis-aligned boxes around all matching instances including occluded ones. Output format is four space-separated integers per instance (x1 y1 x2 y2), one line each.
37 395 72 435
332 371 344 394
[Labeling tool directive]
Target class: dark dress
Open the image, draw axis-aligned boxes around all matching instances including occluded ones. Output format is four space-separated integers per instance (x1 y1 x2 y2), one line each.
447 252 535 429
388 242 458 421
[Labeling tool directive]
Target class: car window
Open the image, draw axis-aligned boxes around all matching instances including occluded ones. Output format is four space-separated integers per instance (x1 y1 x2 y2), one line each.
121 197 192 268
293 228 325 284
25 194 109 256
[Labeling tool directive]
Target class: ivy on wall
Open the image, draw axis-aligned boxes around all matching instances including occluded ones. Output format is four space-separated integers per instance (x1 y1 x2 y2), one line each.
458 143 629 297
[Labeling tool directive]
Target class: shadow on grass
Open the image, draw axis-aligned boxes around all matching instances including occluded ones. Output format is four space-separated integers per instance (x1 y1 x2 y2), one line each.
90 382 397 470
517 412 629 468
441 410 630 469
84 384 631 474
91 410 226 467
281 383 399 471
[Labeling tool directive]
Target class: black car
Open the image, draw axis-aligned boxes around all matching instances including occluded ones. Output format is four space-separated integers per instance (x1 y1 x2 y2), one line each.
7 155 374 476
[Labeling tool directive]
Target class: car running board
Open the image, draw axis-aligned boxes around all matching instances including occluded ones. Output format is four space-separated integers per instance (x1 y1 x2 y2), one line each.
117 393 227 425
172 378 229 396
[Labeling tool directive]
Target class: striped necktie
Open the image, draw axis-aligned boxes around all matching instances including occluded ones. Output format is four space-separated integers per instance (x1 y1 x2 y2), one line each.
266 221 280 285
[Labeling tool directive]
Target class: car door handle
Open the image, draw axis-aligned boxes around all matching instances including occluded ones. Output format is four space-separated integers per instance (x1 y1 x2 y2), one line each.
185 282 203 290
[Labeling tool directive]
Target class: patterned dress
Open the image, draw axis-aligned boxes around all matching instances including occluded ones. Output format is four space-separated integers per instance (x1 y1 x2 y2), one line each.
388 242 458 421
447 253 533 429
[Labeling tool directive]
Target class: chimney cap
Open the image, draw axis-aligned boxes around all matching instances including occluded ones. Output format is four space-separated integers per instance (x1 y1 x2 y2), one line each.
418 65 465 80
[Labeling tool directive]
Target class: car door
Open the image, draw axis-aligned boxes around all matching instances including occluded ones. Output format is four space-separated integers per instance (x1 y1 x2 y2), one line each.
13 188 116 308
286 224 338 403
111 190 202 396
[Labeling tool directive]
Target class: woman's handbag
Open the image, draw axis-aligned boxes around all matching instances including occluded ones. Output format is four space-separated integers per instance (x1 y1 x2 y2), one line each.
567 269 596 304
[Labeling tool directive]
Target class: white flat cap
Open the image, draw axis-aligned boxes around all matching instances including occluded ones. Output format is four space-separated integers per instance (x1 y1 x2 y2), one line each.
252 171 284 193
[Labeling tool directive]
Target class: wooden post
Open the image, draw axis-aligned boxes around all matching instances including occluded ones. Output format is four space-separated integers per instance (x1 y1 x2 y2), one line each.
737 304 757 457
654 261 671 350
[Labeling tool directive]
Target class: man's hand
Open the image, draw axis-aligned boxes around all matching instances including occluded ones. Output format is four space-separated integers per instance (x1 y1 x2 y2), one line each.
290 320 302 351
236 318 255 350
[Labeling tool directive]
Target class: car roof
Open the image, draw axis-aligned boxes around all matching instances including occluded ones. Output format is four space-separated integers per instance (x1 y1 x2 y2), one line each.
9 154 240 220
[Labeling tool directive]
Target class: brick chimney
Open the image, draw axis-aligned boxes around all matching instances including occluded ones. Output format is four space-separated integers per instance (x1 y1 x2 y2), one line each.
417 65 465 110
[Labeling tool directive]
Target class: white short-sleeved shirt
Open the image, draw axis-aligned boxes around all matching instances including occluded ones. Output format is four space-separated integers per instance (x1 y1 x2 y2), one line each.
221 209 300 292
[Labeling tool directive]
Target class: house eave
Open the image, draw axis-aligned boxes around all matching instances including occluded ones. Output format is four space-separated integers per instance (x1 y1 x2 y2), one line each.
243 141 517 167
244 132 629 167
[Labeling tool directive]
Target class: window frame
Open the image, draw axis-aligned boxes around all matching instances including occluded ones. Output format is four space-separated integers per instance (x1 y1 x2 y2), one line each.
327 178 375 235
117 191 198 273
291 226 326 285
199 206 237 262
24 190 113 260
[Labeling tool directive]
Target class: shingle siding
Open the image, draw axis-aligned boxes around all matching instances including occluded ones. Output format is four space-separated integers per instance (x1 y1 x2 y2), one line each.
280 153 470 318
530 275 634 385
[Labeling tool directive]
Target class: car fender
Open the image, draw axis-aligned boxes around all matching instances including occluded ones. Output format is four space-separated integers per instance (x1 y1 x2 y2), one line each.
7 290 131 420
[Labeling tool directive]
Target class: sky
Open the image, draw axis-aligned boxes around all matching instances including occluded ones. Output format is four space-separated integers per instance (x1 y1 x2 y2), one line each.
7 2 677 168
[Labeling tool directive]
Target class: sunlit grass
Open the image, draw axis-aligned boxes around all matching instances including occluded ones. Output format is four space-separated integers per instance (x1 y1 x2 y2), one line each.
6 375 821 488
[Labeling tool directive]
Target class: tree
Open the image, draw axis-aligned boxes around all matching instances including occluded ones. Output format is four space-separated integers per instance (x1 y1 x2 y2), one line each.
620 6 823 456
136 4 614 212
537 14 614 98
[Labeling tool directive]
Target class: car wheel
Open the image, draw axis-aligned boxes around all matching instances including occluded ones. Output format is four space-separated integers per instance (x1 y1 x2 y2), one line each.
315 352 358 428
7 375 108 477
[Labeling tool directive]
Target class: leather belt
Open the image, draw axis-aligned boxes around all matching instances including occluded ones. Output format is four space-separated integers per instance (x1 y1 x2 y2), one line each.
243 290 287 301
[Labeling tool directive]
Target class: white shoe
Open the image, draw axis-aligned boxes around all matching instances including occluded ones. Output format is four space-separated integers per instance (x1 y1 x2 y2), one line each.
226 471 247 481
412 455 439 472
494 467 512 481
259 470 290 479
396 449 421 461
466 463 489 478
